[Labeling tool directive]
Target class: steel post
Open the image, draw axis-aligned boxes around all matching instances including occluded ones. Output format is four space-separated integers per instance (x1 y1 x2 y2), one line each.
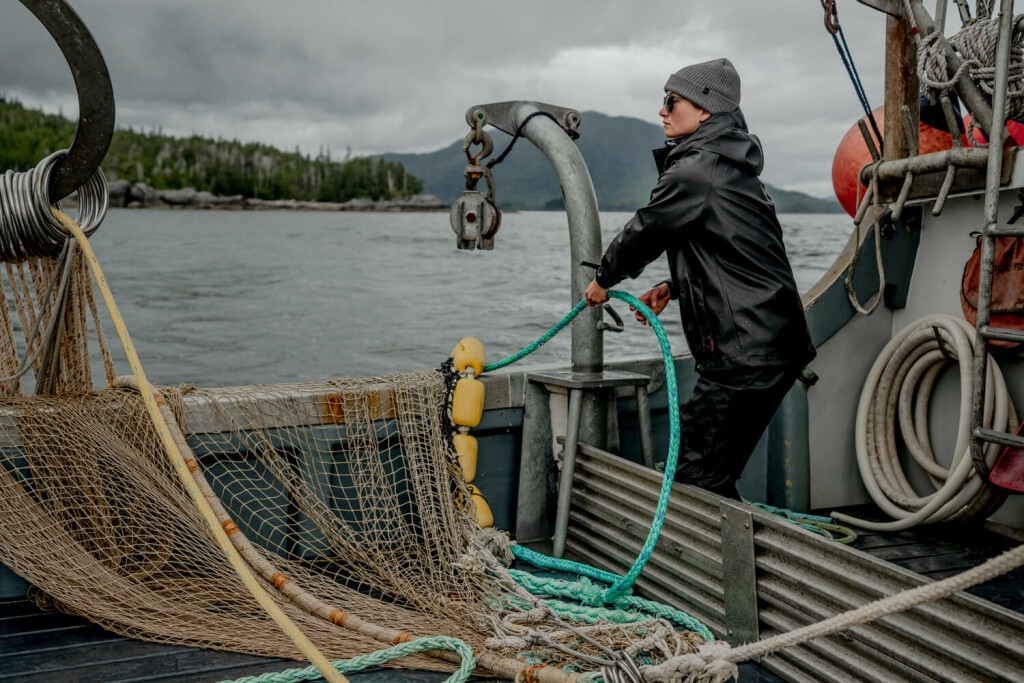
635 385 655 469
552 388 585 558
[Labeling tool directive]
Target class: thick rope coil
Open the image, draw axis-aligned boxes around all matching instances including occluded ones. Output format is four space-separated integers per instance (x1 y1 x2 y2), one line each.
832 315 1012 531
0 150 106 261
904 0 1024 143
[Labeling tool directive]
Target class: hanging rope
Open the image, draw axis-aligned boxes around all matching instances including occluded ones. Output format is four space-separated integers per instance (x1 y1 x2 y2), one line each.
822 0 884 152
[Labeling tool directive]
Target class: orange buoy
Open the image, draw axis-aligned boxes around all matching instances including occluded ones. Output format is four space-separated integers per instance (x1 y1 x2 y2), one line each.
961 114 1024 147
832 106 968 217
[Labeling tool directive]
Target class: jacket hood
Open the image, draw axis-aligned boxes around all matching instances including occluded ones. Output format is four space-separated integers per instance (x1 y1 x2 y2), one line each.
668 108 764 175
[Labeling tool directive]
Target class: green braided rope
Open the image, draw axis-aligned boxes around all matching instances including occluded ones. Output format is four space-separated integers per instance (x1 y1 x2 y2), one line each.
508 569 714 642
483 300 586 372
217 636 475 683
744 500 858 544
497 291 681 606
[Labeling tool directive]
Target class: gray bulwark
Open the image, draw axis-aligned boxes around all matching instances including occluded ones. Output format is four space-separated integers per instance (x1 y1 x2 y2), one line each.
564 444 1024 683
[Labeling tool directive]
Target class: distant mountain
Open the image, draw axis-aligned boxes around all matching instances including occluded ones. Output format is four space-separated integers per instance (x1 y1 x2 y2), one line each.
382 111 842 213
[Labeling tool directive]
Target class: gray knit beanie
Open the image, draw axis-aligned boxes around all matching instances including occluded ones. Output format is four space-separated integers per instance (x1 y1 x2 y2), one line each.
664 58 740 114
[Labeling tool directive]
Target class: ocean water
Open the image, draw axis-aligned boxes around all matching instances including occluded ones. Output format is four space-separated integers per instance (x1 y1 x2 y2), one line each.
82 209 852 387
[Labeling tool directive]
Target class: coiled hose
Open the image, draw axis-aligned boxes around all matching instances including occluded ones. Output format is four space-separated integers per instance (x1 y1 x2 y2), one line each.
833 315 1014 531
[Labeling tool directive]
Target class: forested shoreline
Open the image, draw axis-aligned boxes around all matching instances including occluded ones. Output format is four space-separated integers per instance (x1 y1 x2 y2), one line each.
0 95 424 203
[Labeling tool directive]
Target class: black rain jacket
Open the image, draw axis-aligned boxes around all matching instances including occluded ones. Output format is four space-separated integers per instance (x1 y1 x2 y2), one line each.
595 109 815 373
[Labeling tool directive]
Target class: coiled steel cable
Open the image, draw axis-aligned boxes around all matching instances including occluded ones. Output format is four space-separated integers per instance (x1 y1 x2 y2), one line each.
0 150 106 262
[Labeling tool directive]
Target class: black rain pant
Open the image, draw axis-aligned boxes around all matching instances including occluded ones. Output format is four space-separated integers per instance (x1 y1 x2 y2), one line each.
673 365 798 500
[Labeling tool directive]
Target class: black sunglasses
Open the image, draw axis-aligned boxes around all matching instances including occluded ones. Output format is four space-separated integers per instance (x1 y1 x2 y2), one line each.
663 93 679 113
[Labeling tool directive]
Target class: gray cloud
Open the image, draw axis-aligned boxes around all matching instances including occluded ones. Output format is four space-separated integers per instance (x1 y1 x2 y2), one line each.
1 1 898 196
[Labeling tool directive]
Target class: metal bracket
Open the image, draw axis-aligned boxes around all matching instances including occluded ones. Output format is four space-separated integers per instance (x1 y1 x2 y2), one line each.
596 304 624 333
18 0 115 202
721 502 759 645
465 101 581 138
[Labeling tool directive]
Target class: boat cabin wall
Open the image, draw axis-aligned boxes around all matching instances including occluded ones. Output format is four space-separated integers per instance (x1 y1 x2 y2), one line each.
805 156 1024 529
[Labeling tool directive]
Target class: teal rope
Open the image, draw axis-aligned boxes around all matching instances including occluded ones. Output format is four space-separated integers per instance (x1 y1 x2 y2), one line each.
483 300 587 372
481 291 698 634
501 291 680 604
744 500 858 544
217 636 475 683
508 569 713 642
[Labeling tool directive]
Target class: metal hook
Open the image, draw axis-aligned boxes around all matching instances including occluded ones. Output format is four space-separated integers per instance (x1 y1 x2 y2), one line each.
17 0 115 202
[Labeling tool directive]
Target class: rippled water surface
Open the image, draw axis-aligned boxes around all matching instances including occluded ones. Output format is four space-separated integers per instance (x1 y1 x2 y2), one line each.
87 210 851 386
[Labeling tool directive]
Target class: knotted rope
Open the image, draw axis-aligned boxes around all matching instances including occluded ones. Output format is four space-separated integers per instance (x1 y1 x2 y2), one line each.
904 1 1024 143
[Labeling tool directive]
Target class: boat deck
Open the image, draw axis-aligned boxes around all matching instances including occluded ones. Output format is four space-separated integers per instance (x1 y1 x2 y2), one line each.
838 506 1024 615
0 579 783 683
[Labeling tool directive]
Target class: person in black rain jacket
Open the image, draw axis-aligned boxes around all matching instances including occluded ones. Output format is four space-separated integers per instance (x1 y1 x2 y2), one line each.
585 58 815 500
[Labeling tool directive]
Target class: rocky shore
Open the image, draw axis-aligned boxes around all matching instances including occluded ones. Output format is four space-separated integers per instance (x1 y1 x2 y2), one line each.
99 180 447 211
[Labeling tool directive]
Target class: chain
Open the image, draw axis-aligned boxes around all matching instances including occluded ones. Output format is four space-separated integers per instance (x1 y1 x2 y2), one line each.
462 112 497 205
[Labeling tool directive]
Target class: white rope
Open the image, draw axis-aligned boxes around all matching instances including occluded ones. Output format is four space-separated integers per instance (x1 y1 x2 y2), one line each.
640 540 1024 682
833 315 1013 531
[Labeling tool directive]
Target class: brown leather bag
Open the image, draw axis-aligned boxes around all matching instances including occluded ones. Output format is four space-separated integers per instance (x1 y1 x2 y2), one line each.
961 234 1024 349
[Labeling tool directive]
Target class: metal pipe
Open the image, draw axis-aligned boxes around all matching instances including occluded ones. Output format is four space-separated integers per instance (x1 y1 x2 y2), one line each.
970 0 1014 477
635 385 655 469
552 388 584 558
908 0 995 136
934 0 948 35
858 146 988 184
513 103 604 374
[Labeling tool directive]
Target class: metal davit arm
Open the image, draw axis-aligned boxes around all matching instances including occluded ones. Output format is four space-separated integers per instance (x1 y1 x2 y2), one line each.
462 100 605 374
512 103 605 375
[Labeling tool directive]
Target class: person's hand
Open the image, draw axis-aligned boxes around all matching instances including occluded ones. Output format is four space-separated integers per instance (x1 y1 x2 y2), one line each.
632 282 671 325
585 278 609 306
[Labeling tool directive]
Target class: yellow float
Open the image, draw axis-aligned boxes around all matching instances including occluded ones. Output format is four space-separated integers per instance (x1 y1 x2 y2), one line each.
453 433 477 482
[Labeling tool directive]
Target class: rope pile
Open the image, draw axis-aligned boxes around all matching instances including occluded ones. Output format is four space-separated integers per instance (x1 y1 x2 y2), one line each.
906 1 1024 141
833 315 1013 531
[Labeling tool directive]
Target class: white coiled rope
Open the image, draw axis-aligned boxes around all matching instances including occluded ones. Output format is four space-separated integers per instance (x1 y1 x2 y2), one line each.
833 315 1014 531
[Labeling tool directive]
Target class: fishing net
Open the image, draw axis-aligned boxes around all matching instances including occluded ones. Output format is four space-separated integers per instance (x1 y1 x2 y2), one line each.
0 249 704 680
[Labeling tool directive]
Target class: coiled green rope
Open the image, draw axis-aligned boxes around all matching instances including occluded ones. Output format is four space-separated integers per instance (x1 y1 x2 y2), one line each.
483 291 693 624
218 636 475 683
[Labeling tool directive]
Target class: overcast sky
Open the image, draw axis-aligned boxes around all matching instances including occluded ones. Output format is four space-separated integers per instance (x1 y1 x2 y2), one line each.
0 1 896 198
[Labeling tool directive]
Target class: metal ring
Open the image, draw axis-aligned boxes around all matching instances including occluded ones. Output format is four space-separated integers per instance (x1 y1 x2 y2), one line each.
17 0 115 202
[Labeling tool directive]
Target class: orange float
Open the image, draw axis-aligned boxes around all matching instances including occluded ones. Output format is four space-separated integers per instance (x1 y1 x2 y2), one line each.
832 106 968 216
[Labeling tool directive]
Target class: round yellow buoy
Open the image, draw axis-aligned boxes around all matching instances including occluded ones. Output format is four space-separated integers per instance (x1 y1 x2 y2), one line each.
451 337 485 377
451 377 484 428
468 484 494 528
453 433 478 483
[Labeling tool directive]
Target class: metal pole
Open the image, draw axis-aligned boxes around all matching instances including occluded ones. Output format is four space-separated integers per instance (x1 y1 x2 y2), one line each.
512 103 604 374
635 385 655 469
514 103 608 456
552 389 584 558
971 0 1015 473
934 0 948 35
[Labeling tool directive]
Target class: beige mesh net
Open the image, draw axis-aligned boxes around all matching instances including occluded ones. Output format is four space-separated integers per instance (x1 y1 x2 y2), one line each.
0 249 703 681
